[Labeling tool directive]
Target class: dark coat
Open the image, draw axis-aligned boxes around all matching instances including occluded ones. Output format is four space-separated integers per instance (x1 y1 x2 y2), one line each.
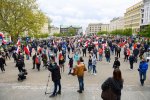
0 58 5 67
48 62 61 82
113 60 120 69
101 77 123 99
133 48 139 56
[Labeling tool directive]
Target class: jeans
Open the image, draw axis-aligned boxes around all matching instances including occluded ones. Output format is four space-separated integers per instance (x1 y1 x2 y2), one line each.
93 65 96 73
88 64 93 72
130 62 133 69
26 55 29 60
53 80 61 95
99 54 102 61
78 76 84 91
106 57 110 62
139 72 146 85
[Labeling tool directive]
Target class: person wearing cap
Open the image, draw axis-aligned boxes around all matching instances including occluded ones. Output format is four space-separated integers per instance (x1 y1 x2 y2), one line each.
113 57 120 69
138 58 148 86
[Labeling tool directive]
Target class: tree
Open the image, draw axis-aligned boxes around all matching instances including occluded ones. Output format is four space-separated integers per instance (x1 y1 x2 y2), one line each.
0 0 47 42
123 28 132 36
68 28 76 36
110 29 123 35
140 25 150 37
97 31 108 35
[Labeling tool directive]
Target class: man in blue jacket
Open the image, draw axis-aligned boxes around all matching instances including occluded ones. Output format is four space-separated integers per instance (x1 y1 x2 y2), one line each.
138 58 148 86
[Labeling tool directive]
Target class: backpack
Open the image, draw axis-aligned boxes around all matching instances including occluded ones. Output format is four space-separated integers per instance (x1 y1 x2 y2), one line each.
35 57 39 64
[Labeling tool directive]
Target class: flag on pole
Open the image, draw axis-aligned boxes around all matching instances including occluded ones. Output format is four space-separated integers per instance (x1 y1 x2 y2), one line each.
24 45 30 55
16 46 20 54
16 39 21 46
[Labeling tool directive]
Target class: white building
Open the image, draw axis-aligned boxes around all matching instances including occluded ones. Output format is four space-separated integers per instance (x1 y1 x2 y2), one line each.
86 23 102 35
141 0 150 26
50 26 60 35
101 24 110 32
109 17 124 31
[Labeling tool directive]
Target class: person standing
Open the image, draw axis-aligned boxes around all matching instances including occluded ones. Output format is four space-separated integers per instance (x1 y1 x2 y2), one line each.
105 47 111 63
129 54 135 70
16 58 24 72
68 54 73 75
82 46 87 57
35 53 41 71
0 55 5 72
138 58 148 86
113 57 120 69
98 47 103 61
73 57 87 93
32 53 36 69
92 55 97 75
101 69 123 100
116 46 121 58
48 56 61 97
88 55 92 72
133 47 139 63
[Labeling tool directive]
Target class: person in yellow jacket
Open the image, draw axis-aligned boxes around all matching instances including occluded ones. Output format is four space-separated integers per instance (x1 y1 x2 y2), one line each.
73 57 87 93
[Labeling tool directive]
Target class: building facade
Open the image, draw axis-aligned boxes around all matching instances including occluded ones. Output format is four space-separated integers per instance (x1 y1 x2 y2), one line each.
141 0 150 27
60 25 82 35
101 24 110 32
86 23 102 35
124 1 143 34
109 17 124 31
50 26 60 35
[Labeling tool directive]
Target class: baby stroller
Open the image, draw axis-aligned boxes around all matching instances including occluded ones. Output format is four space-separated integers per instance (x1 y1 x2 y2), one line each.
18 69 28 81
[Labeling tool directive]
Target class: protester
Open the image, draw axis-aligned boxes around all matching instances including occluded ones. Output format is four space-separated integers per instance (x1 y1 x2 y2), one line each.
138 58 148 86
101 68 123 100
113 57 120 69
73 57 87 93
129 54 135 70
48 56 61 97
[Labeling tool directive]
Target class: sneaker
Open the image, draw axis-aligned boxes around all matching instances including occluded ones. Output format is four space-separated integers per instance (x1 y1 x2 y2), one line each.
94 73 97 75
49 94 56 98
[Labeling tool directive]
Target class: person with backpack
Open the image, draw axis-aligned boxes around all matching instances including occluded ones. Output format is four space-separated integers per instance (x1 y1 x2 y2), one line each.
101 68 123 100
48 56 61 97
35 53 41 71
138 58 148 86
98 47 103 61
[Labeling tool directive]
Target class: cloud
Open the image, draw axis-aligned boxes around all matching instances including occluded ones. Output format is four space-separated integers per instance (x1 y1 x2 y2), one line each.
37 0 142 31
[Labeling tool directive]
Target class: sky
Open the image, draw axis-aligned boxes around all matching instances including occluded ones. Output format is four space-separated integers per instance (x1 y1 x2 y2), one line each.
37 0 142 30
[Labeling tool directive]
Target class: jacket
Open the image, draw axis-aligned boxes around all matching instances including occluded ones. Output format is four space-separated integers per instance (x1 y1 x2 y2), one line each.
139 61 148 73
113 60 120 69
74 63 87 77
48 62 61 82
101 77 123 97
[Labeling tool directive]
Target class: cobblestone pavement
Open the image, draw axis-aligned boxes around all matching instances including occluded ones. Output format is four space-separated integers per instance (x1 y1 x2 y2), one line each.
0 50 150 100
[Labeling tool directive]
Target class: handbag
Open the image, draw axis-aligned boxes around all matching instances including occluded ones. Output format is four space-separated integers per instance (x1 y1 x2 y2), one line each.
101 87 117 100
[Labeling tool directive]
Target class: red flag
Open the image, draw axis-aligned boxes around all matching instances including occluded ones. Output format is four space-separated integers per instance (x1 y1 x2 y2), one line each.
16 39 21 46
24 46 30 55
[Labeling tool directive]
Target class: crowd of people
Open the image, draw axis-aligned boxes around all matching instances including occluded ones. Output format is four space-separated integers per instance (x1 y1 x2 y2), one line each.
0 35 149 99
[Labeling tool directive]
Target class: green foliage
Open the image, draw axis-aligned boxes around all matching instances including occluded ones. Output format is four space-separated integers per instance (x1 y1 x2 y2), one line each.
110 28 132 36
0 0 47 42
33 33 49 39
123 28 132 36
68 28 76 36
97 31 108 35
140 25 150 37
